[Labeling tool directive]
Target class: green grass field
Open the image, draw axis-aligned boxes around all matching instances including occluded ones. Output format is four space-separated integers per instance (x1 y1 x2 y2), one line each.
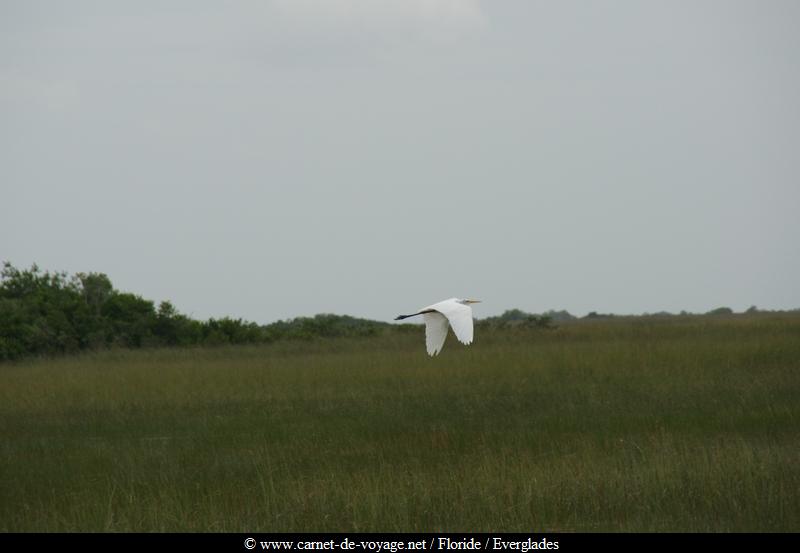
1 314 798 532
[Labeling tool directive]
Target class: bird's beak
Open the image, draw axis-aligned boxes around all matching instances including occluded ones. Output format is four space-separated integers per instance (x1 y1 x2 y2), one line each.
468 299 482 304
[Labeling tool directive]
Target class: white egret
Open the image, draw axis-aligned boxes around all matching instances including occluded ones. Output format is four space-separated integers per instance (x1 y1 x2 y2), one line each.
395 298 482 356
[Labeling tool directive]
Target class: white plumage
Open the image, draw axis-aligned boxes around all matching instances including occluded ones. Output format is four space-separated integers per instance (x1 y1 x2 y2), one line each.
395 297 481 355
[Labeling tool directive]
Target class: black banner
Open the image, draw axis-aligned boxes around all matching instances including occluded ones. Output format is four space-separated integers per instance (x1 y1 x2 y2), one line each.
0 532 796 553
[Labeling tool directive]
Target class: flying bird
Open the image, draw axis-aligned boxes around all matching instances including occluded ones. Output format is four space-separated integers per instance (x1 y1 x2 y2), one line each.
395 298 481 356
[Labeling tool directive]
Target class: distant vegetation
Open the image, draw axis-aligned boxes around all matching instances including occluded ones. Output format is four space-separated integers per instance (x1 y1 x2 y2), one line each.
1 262 797 362
477 308 556 329
0 263 386 361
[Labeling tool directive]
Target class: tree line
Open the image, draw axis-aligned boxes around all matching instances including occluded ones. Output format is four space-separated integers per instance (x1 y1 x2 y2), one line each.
2 262 793 362
0 263 387 361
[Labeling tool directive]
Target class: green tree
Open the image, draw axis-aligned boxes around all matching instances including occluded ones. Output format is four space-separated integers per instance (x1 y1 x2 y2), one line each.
706 307 734 316
101 292 156 347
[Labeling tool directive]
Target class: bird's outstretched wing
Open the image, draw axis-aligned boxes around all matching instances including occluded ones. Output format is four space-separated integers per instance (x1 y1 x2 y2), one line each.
423 312 450 356
434 301 474 346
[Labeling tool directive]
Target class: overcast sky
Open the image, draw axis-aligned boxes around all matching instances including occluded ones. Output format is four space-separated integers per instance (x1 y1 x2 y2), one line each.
2 1 799 323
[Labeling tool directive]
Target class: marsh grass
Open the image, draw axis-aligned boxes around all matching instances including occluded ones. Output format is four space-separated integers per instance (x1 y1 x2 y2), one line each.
1 315 798 531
